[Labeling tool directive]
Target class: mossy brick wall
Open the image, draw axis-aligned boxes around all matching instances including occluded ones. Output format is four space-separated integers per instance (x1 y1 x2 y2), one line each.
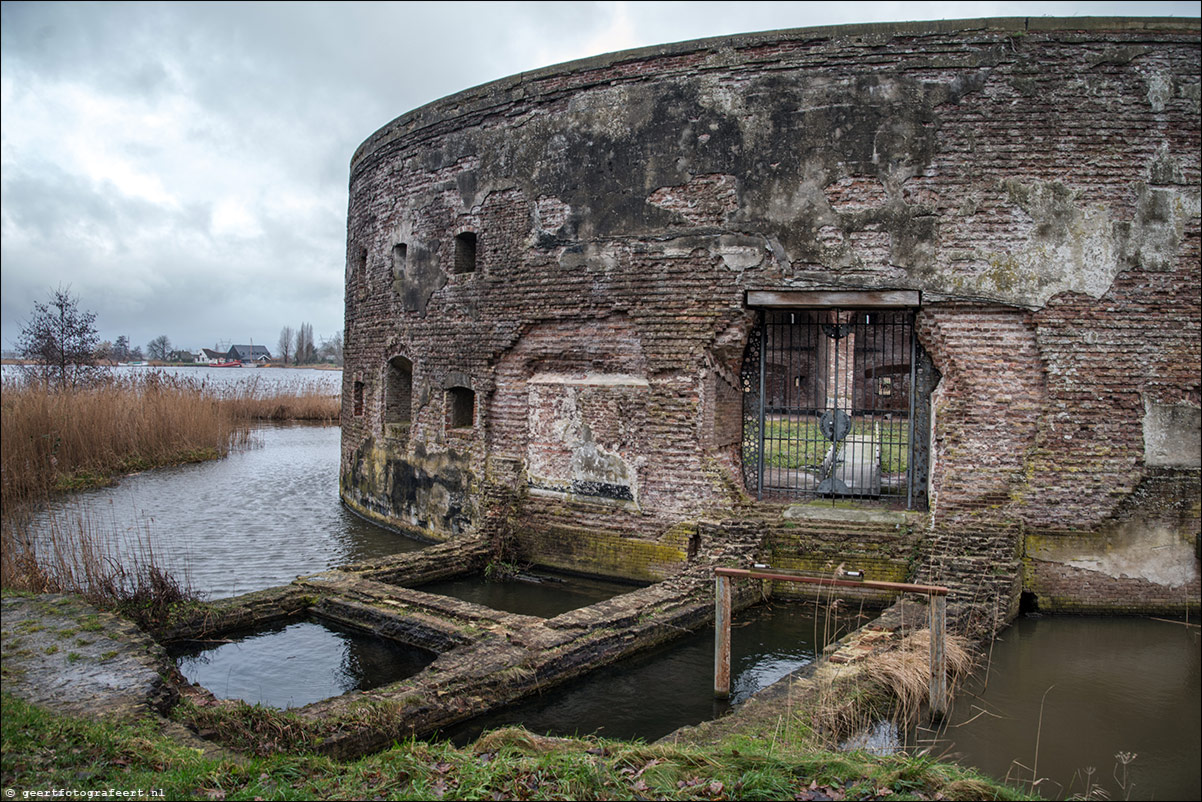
342 18 1200 620
764 516 922 604
514 501 695 583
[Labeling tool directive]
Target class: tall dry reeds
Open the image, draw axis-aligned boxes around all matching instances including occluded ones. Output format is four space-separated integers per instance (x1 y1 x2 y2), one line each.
1 502 196 629
810 628 975 745
1 372 339 513
2 374 243 511
215 374 341 422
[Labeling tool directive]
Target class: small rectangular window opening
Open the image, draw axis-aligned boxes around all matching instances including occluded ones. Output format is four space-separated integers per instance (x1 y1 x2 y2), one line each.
453 232 477 274
447 387 475 429
385 356 412 424
353 380 365 416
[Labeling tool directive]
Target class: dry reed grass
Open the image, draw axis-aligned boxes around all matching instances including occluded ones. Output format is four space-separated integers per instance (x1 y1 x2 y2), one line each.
810 628 974 744
1 372 338 512
1 503 196 628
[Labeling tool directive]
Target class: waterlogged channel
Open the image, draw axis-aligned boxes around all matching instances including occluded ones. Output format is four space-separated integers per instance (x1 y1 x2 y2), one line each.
445 599 853 744
172 618 437 709
417 572 635 618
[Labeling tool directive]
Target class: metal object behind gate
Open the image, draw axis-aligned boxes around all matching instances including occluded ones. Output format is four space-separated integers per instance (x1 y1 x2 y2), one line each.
741 308 930 508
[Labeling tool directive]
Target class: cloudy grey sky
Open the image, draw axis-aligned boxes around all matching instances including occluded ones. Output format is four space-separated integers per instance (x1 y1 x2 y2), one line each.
2 1 1197 356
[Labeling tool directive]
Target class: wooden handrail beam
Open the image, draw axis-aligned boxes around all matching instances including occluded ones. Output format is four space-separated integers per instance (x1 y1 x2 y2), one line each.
714 566 949 596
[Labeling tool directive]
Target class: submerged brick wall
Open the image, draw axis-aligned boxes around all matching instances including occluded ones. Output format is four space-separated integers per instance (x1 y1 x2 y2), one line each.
343 18 1200 624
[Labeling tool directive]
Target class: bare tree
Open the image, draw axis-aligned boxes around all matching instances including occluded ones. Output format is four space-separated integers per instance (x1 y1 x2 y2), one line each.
277 326 294 365
294 322 315 365
16 286 100 388
316 330 344 366
147 335 171 362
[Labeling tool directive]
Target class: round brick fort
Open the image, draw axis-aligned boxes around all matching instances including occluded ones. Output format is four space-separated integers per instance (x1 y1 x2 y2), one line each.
341 17 1200 623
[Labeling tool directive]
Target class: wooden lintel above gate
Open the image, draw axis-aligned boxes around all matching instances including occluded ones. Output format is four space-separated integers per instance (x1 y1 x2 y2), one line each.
746 290 921 308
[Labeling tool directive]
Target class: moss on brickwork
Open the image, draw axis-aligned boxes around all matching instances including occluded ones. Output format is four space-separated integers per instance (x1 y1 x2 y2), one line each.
766 555 909 603
513 523 689 583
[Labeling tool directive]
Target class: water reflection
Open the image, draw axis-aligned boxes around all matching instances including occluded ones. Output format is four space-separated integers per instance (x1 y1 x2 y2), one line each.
32 424 423 598
918 616 1201 800
172 618 436 709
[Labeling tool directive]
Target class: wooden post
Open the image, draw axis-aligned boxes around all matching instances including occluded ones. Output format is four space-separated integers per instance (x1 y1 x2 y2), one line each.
714 574 732 698
928 593 948 718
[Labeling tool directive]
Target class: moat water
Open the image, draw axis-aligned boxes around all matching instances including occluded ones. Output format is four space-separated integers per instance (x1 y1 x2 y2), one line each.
172 617 437 709
918 614 1201 801
29 424 423 598
416 572 635 617
28 422 1200 796
442 597 852 745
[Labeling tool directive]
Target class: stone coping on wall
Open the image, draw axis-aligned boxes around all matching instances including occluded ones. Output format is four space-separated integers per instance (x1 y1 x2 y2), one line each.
351 16 1200 174
781 501 924 527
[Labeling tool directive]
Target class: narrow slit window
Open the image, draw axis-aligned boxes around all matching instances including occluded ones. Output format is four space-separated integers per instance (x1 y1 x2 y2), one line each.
353 380 365 417
447 387 475 429
392 243 407 280
453 232 477 274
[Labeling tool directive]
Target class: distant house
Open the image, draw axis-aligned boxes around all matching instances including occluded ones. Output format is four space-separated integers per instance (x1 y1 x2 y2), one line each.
229 344 272 364
197 348 228 365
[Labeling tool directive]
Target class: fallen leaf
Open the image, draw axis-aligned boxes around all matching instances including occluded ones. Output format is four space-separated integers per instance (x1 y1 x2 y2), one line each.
631 758 663 779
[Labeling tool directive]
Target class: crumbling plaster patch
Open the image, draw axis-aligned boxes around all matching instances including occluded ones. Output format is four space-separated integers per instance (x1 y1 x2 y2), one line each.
526 373 648 502
1143 397 1202 469
1029 522 1200 589
946 176 1200 309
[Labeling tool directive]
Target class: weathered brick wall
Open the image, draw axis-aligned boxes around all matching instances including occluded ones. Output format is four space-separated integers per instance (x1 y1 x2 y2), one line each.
342 18 1200 622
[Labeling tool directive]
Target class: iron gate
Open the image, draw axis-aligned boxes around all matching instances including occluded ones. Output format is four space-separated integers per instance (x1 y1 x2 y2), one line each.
741 308 931 509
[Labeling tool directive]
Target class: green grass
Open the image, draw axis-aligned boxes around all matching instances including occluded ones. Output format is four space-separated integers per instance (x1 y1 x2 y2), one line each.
761 417 910 474
1 692 1032 801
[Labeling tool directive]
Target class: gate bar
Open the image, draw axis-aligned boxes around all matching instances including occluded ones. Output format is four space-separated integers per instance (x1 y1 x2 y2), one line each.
713 567 950 715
